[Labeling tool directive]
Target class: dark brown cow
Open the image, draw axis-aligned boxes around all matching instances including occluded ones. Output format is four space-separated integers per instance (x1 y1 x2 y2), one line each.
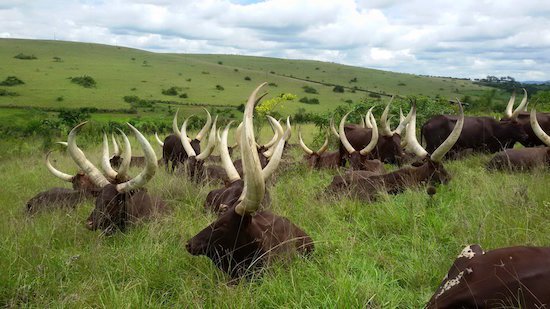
187 83 314 279
67 122 166 234
298 133 341 169
500 88 550 147
422 92 528 155
486 108 550 171
328 102 464 201
333 98 412 165
161 109 211 172
26 188 86 214
46 151 101 195
426 244 550 308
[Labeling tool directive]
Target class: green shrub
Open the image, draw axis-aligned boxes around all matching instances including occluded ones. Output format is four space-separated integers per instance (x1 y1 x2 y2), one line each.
333 85 345 93
179 93 188 98
58 108 91 128
53 56 62 62
215 85 224 91
302 85 318 94
268 82 278 87
0 76 24 86
369 92 381 98
217 61 223 65
244 76 251 81
161 87 179 96
299 97 320 104
70 75 96 88
398 82 406 86
0 89 18 96
56 96 64 102
350 77 358 83
14 53 37 60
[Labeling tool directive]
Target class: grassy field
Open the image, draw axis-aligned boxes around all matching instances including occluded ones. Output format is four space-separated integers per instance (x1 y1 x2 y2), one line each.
0 38 496 118
1 130 550 307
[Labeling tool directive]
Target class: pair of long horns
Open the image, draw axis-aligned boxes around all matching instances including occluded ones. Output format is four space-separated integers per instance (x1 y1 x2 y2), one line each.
504 88 528 120
380 96 413 136
67 122 157 192
531 108 550 146
339 112 379 155
405 101 464 162
235 83 287 216
299 131 329 155
173 108 212 142
180 115 218 160
101 131 131 180
263 116 291 158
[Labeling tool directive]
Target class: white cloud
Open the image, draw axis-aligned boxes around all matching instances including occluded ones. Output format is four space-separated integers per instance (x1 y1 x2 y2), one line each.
0 0 549 80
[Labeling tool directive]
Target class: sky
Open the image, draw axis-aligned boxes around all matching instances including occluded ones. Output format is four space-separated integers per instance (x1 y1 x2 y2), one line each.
1 0 550 81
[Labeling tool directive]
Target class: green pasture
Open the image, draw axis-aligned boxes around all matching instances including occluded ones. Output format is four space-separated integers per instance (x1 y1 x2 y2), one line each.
1 131 550 307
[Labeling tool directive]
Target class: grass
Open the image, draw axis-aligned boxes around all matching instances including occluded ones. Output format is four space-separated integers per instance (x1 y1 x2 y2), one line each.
1 133 550 307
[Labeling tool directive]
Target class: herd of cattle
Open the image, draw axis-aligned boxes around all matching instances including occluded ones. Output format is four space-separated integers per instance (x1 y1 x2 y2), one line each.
26 83 550 307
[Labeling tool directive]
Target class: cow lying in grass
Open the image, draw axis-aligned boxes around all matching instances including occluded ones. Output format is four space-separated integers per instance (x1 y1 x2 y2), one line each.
426 244 550 308
187 83 314 279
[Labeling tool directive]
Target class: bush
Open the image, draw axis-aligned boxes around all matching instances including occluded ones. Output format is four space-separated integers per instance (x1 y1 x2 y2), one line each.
0 89 18 96
302 85 318 94
333 85 345 93
398 82 406 86
215 85 224 91
299 97 320 104
161 86 179 96
70 75 96 88
369 92 381 98
53 56 62 62
268 82 278 87
179 93 188 98
14 53 37 60
217 61 223 65
58 108 91 128
244 76 251 81
350 77 358 83
0 76 24 86
56 96 64 102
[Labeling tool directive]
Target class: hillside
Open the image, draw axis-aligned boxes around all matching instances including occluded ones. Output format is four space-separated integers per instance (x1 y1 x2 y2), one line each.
0 38 492 118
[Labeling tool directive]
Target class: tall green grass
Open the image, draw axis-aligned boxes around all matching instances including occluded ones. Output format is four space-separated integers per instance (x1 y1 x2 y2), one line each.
1 133 549 307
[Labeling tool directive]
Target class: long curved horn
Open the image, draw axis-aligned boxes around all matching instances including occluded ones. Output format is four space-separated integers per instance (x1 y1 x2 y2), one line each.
172 109 181 138
46 151 73 182
285 116 292 141
330 117 340 138
154 132 164 147
235 83 267 216
405 103 428 158
360 117 366 128
180 117 197 157
298 131 314 155
57 141 68 147
262 116 280 149
219 122 241 182
116 123 157 193
263 116 284 158
195 116 218 160
101 132 118 179
359 113 379 155
504 90 516 118
339 111 357 154
431 100 464 162
111 133 121 157
194 108 212 141
531 108 550 146
317 136 329 155
380 96 394 136
116 129 132 178
67 122 110 187
510 88 528 120
394 104 414 135
261 131 286 180
364 106 374 129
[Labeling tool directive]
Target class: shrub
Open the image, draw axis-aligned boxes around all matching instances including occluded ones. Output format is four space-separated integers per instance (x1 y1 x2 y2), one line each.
0 89 18 96
215 85 224 91
217 61 223 65
398 82 406 86
333 85 345 93
369 92 381 98
161 86 179 96
234 68 239 72
268 82 278 87
302 85 318 94
56 96 64 102
58 108 91 128
53 56 63 62
0 76 24 86
14 53 37 60
70 75 96 88
179 93 188 98
123 95 140 103
244 76 251 81
186 78 192 82
350 77 358 83
299 97 320 104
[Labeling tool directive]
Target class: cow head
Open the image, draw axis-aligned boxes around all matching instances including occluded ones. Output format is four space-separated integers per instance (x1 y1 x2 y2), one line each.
405 100 464 185
299 132 329 168
500 88 530 146
339 112 379 170
66 121 158 234
45 151 101 195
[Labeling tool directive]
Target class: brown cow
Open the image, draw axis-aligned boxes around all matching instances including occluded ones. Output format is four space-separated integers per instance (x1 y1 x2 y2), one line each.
26 188 86 214
426 244 550 308
327 102 464 201
187 83 314 279
161 108 212 172
46 151 101 195
486 108 550 171
298 132 340 169
67 122 166 235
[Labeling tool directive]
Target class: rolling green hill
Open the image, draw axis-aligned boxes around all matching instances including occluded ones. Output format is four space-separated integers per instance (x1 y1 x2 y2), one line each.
0 38 492 118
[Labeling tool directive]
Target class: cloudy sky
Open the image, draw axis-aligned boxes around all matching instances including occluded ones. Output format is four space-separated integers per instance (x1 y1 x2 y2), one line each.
1 0 550 81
